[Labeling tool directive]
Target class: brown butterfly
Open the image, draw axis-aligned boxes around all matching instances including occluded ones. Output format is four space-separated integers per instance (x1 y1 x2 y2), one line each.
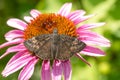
24 29 86 60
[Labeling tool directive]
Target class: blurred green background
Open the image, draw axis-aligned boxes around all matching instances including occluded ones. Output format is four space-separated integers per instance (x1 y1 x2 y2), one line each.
0 0 120 80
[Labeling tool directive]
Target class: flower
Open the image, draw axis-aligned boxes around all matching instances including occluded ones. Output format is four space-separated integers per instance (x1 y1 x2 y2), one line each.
0 3 110 80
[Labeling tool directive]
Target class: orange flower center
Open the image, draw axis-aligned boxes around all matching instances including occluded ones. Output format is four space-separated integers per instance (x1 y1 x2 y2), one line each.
24 13 77 40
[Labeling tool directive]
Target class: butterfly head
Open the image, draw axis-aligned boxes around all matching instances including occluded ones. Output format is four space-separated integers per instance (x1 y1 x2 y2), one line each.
53 28 58 34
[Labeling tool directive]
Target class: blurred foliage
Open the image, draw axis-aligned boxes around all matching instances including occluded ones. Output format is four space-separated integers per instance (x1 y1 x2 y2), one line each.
0 0 120 80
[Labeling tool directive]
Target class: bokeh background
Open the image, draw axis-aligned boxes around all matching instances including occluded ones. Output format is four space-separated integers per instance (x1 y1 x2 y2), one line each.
0 0 120 80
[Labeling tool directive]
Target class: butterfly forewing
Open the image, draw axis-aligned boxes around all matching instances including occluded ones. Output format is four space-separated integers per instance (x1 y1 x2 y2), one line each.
24 34 53 59
36 39 52 59
55 35 86 60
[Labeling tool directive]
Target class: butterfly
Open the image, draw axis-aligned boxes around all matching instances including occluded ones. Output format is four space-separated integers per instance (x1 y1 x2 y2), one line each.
24 29 86 60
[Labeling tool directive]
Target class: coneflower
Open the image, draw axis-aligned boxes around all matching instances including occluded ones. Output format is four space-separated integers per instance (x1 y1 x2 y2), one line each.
0 3 110 80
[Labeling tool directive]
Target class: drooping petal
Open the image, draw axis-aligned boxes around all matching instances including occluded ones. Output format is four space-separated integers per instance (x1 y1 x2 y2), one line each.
62 60 72 80
52 60 62 80
18 57 38 80
71 14 94 25
24 16 33 23
75 53 91 66
5 30 24 41
0 38 24 49
7 19 27 30
41 60 51 80
7 50 28 65
30 9 41 18
0 43 26 59
67 10 86 20
81 46 105 56
78 31 110 47
77 23 105 30
58 3 72 17
2 54 34 77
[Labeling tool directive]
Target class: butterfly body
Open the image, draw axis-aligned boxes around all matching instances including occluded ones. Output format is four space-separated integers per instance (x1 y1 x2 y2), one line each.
24 29 86 60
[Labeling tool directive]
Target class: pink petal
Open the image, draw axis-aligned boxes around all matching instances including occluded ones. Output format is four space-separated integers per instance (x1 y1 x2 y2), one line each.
78 31 110 47
75 53 91 66
78 31 110 42
41 60 51 80
62 60 72 80
2 54 34 77
7 18 27 30
24 16 33 23
18 57 38 80
81 46 105 56
58 3 72 17
52 60 62 80
67 10 86 20
30 9 41 18
7 50 28 65
0 38 24 49
77 23 105 30
71 14 94 25
5 30 24 41
0 43 26 59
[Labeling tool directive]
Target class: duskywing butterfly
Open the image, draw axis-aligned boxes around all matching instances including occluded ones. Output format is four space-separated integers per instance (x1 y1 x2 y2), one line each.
24 29 86 60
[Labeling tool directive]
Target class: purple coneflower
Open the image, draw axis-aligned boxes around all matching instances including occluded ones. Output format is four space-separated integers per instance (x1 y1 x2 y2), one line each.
0 3 110 80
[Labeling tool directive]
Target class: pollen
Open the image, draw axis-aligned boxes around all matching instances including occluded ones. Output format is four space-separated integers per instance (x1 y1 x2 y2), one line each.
24 13 77 40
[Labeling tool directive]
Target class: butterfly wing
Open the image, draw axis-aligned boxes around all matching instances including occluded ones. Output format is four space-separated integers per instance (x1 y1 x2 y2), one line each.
24 34 53 60
24 33 86 60
55 35 86 60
